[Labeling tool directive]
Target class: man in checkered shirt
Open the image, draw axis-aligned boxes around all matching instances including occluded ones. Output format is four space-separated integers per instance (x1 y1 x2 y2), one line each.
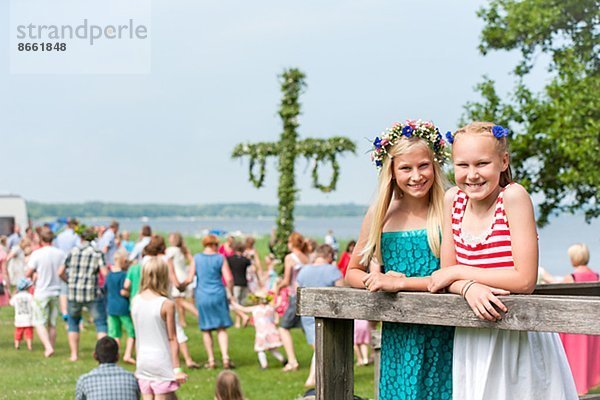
76 336 139 400
58 227 109 361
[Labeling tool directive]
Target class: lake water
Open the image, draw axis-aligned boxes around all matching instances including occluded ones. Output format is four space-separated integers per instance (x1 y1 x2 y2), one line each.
74 214 598 278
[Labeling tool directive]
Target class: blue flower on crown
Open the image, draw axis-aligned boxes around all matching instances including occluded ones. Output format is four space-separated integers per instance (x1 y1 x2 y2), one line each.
375 159 382 167
401 126 414 137
445 131 454 144
492 125 509 139
373 136 382 149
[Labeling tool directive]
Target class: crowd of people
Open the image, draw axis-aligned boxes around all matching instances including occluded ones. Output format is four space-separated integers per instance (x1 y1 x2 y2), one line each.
0 219 372 399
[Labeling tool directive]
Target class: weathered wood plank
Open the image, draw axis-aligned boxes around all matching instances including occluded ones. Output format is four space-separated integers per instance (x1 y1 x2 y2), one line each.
315 317 354 400
297 287 600 335
534 282 600 296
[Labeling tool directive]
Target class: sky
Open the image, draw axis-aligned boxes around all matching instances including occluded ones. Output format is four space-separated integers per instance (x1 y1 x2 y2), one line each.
1 0 552 205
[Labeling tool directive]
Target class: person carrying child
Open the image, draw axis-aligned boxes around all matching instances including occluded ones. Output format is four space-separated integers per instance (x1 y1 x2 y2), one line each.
131 257 187 399
105 249 136 364
10 278 34 350
429 121 577 399
231 291 286 370
345 119 454 399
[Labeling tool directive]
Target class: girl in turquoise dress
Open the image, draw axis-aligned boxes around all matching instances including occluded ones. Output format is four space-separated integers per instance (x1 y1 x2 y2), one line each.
346 120 454 399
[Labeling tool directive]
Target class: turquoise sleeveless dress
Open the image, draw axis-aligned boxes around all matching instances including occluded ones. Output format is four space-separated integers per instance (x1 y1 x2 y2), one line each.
379 230 454 400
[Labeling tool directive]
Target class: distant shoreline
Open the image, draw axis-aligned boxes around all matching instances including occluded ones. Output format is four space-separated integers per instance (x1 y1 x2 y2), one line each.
28 201 369 219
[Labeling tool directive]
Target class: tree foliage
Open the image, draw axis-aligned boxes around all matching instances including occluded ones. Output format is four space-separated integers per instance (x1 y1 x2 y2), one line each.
462 0 599 226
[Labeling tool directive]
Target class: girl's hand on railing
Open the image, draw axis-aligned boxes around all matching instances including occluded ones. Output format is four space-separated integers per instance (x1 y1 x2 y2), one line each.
464 283 510 321
428 267 459 292
362 271 406 292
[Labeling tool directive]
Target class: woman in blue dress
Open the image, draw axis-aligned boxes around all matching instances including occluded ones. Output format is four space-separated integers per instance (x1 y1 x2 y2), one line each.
188 234 234 369
346 120 454 399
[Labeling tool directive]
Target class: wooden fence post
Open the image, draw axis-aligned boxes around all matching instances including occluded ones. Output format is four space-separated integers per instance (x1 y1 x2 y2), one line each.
371 329 381 400
315 317 354 400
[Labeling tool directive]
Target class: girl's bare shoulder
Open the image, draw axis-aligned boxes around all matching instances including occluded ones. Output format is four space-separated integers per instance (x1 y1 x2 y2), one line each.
443 186 459 204
503 183 531 205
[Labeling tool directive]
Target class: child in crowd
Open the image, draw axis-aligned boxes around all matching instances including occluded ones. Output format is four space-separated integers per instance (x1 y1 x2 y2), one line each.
122 262 142 300
166 232 198 328
105 249 136 364
10 278 34 350
264 255 279 292
131 257 187 399
214 370 245 400
231 291 286 370
429 121 577 399
120 231 135 253
353 319 371 366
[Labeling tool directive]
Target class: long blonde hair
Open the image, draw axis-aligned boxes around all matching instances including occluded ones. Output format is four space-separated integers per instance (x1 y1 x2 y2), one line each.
140 257 170 297
360 137 447 265
171 232 190 257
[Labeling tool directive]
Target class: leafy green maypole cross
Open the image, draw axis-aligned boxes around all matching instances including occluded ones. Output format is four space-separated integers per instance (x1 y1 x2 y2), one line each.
232 68 356 260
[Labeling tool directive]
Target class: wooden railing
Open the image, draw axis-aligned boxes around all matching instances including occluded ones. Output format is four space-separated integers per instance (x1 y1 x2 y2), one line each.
297 282 600 400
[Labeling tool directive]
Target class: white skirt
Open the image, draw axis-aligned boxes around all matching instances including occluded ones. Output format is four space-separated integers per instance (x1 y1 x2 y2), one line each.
453 328 577 400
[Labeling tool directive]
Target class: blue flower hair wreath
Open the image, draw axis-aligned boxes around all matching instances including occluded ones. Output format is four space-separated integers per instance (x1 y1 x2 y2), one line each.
445 124 509 145
492 125 509 139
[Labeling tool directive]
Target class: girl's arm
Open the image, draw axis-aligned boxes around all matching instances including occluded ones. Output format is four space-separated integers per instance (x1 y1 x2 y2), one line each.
277 255 293 290
438 187 474 295
231 303 256 313
166 258 180 289
430 184 538 294
181 256 196 288
120 278 131 298
345 207 422 292
253 250 263 275
161 299 187 383
221 257 234 292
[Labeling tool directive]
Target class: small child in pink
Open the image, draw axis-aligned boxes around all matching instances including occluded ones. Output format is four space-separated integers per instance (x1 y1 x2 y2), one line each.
232 292 286 369
353 319 371 366
10 278 34 350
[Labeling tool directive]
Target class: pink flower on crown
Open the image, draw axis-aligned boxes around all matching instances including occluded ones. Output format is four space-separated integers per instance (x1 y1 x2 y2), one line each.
381 139 389 146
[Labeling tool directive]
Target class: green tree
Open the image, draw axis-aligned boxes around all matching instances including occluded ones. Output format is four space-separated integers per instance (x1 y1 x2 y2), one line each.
232 68 355 259
462 0 599 226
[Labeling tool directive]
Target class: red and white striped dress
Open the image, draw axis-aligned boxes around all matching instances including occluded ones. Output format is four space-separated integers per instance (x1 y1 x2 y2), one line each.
450 186 577 400
452 187 514 269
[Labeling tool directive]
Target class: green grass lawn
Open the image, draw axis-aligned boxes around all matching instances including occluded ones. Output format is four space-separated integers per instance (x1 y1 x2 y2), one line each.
0 307 375 400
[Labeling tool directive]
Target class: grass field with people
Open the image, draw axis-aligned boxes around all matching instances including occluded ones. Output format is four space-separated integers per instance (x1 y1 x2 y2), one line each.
0 305 376 399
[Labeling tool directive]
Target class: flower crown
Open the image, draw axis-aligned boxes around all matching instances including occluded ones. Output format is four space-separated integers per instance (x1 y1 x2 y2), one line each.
248 292 274 305
370 119 448 171
444 124 509 144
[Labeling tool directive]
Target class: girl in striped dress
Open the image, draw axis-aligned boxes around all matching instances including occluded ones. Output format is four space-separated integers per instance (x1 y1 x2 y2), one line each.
429 122 577 400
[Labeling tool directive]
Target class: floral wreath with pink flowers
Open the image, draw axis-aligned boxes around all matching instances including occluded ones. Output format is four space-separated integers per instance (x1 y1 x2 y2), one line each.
370 119 449 171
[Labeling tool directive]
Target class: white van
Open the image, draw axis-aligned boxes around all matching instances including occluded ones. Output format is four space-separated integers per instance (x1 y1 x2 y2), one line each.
0 195 29 236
